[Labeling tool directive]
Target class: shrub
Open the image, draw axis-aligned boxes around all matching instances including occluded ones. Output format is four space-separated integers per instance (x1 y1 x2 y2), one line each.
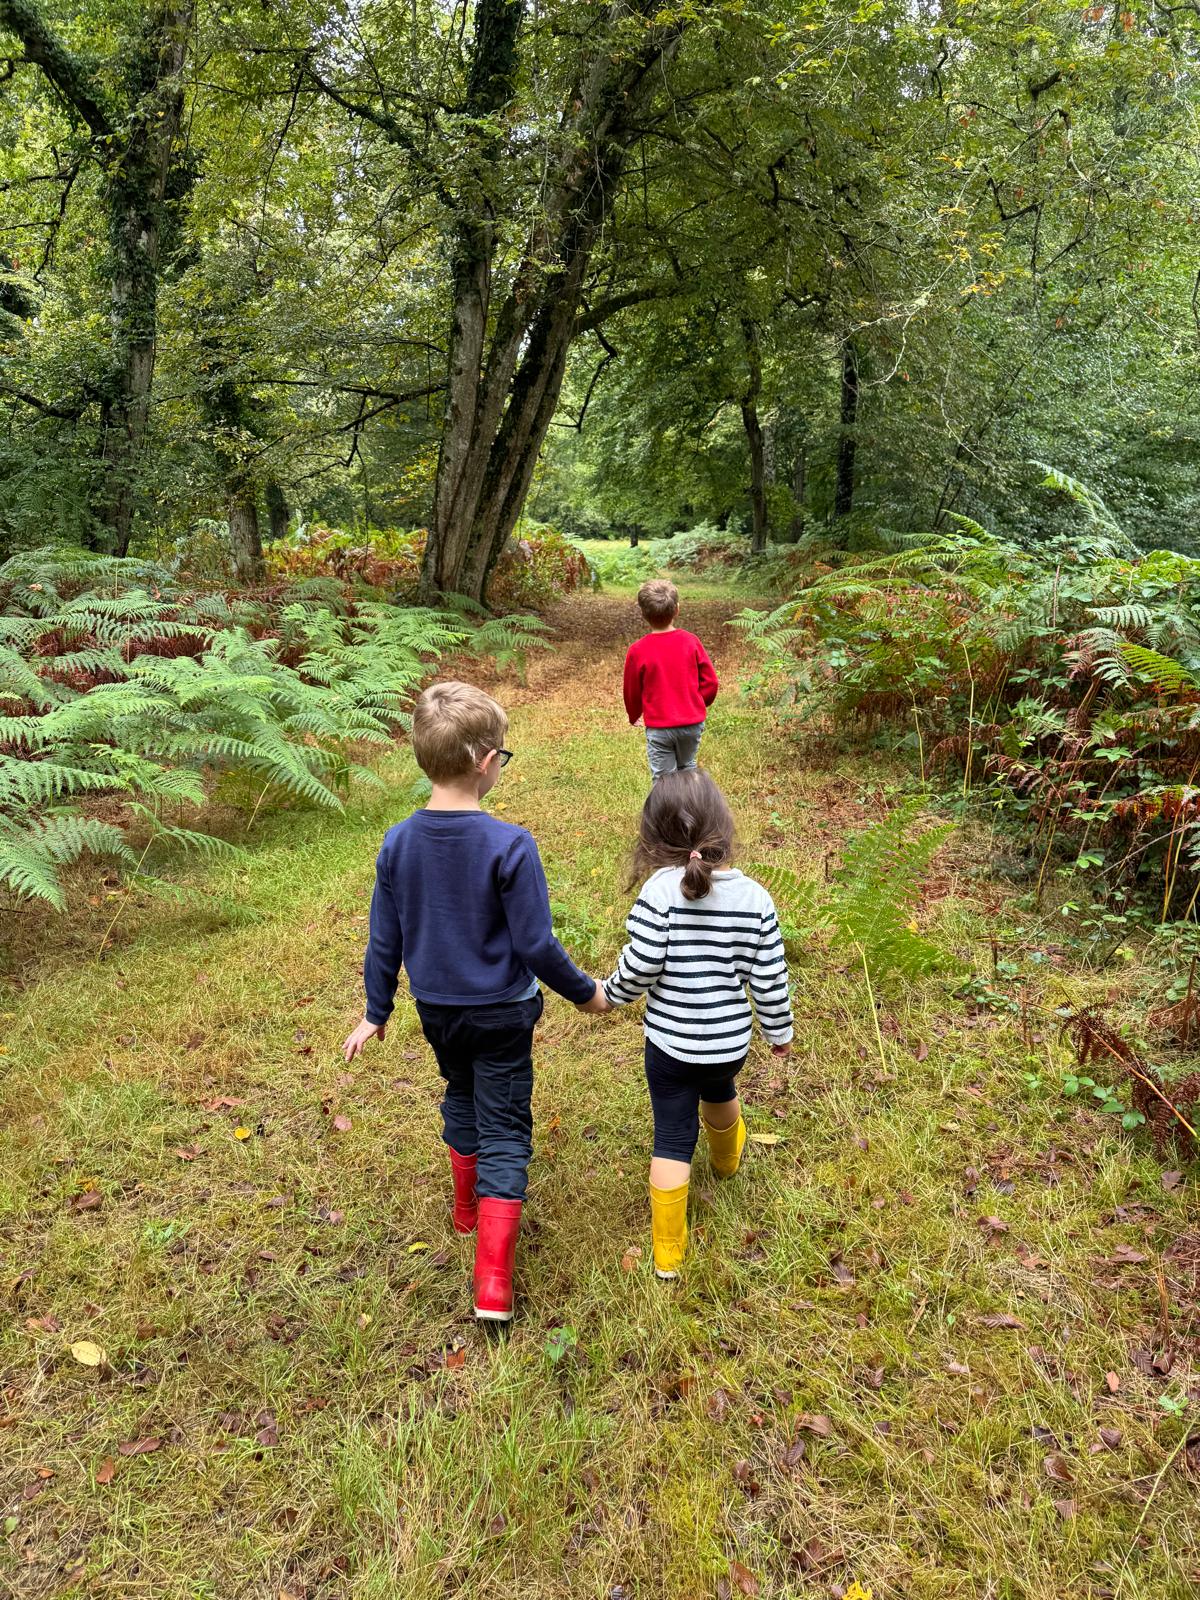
0 547 543 910
264 523 591 610
734 477 1200 919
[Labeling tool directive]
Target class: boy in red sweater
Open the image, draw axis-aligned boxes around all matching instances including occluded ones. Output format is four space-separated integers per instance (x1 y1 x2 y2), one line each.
623 579 719 778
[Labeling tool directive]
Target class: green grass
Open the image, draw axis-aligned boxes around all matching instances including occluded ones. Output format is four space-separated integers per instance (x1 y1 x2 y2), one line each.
2 595 1198 1599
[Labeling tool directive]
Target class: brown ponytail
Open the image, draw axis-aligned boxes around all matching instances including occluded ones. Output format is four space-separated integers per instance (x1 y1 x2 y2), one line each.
632 770 735 901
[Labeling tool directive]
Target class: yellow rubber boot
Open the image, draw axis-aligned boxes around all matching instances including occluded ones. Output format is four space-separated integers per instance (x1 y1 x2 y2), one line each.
703 1113 746 1178
649 1181 689 1280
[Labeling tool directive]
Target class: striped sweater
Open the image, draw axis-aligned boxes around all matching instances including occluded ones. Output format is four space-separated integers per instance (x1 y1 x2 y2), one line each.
604 867 794 1064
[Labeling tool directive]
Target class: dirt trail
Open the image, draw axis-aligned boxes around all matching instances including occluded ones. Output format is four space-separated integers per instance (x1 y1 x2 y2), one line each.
470 593 757 710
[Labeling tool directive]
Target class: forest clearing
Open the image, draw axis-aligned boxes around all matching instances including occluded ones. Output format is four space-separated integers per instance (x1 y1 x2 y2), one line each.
3 0 1200 1593
2 566 1199 1599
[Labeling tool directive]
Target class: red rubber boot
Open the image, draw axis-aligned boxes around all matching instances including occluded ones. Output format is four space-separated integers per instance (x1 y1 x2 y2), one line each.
473 1197 522 1322
448 1148 479 1234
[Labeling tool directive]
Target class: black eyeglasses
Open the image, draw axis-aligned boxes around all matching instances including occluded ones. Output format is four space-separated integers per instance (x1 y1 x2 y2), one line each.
496 748 514 768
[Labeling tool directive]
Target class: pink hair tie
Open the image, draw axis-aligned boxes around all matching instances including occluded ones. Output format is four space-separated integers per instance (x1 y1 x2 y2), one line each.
688 850 702 861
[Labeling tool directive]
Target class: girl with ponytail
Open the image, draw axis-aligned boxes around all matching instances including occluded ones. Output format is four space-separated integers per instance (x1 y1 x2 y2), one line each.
603 771 794 1279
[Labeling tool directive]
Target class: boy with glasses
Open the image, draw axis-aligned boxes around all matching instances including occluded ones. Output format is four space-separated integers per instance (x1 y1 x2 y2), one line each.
343 680 607 1321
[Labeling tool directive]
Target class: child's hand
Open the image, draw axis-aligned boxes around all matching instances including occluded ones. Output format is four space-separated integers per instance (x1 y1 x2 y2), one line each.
770 1041 792 1058
577 980 611 1014
343 1019 386 1061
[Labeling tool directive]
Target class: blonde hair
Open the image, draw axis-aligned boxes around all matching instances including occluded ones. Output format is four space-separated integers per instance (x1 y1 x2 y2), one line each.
411 681 508 783
637 579 679 625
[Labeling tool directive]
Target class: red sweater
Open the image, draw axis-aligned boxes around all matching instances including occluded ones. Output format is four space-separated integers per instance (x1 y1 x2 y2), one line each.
623 628 719 728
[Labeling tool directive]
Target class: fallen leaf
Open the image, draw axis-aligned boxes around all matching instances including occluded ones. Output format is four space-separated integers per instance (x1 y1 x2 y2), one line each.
1162 1170 1183 1191
782 1438 806 1467
620 1245 643 1272
1098 1427 1121 1449
946 1360 970 1376
445 1346 466 1370
1105 1371 1120 1392
172 1146 199 1162
95 1459 115 1484
117 1437 161 1456
748 1132 782 1146
830 1254 856 1286
1043 1453 1074 1484
914 1040 930 1061
1054 1498 1076 1520
407 1241 429 1254
978 1215 1009 1236
978 1313 1025 1329
706 1388 730 1421
332 1114 352 1133
70 1340 106 1367
797 1413 833 1437
24 1315 60 1333
1107 1244 1147 1265
200 1096 245 1111
71 1191 102 1213
730 1559 759 1597
488 1512 507 1537
234 1126 251 1141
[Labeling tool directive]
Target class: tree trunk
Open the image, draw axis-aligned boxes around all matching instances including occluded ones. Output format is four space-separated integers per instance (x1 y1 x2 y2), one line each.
93 7 191 555
416 0 686 606
266 480 290 542
228 482 264 585
740 317 768 556
833 340 859 522
629 526 639 548
0 2 192 555
784 444 807 543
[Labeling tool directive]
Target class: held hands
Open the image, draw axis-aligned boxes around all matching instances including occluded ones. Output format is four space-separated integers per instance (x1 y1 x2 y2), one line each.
577 979 611 1015
343 1018 386 1062
770 1041 792 1058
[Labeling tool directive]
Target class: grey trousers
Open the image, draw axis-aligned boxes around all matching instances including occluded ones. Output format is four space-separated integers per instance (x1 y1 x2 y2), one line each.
645 722 704 778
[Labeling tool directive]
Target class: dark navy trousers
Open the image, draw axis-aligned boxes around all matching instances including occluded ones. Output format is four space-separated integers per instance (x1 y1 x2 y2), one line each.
415 991 543 1201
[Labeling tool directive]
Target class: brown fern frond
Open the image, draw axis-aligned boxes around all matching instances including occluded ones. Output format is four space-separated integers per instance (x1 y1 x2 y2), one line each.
1061 1007 1200 1154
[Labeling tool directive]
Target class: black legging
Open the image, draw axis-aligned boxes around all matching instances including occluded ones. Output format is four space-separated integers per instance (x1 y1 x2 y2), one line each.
644 1036 746 1162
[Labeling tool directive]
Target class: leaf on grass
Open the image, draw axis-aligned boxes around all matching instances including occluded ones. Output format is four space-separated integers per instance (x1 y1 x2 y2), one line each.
706 1388 730 1421
977 1215 1009 1236
1098 1427 1121 1448
1107 1244 1147 1265
946 1359 970 1375
830 1254 856 1286
24 1315 60 1333
1043 1453 1074 1484
201 1096 245 1111
172 1146 199 1162
730 1559 759 1596
782 1438 806 1467
234 1126 251 1141
797 1413 833 1437
71 1191 102 1213
407 1241 429 1254
748 1132 782 1146
1162 1170 1183 1191
488 1513 507 1537
70 1340 106 1367
445 1346 466 1370
95 1459 115 1485
620 1246 642 1273
978 1313 1025 1329
117 1437 161 1456
1105 1371 1120 1392
1054 1498 1076 1520
914 1040 930 1061
332 1114 352 1133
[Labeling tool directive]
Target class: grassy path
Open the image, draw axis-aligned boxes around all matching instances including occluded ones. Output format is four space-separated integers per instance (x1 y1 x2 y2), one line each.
1 589 1197 1600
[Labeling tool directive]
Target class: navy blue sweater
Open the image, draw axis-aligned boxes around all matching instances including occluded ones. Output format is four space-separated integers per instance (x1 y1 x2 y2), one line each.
362 809 594 1020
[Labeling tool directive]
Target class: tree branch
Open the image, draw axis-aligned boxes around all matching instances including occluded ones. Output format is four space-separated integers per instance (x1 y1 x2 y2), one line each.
0 0 112 139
